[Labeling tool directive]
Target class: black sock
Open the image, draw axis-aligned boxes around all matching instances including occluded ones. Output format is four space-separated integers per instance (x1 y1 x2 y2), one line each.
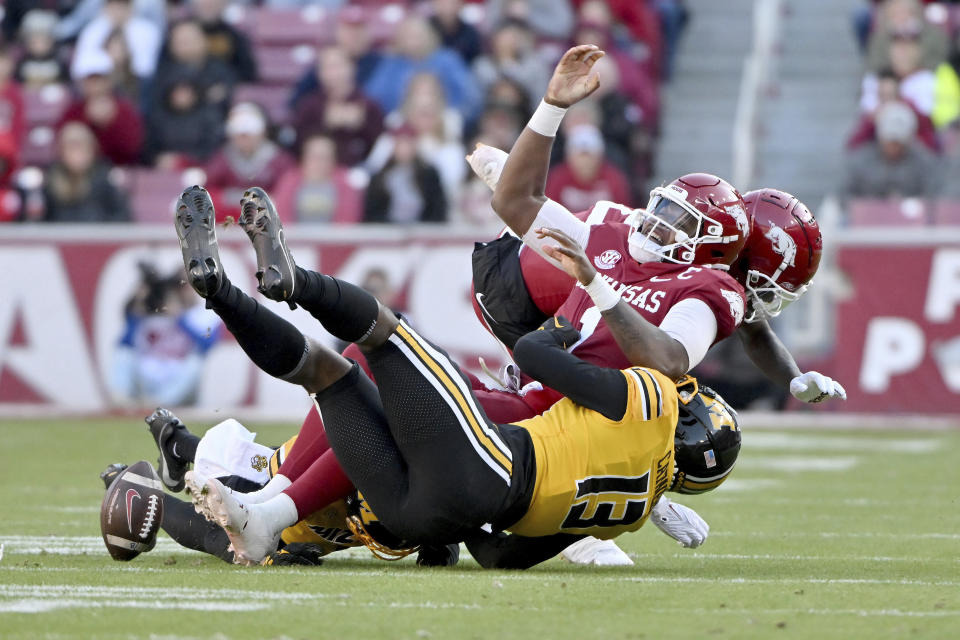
167 433 200 464
207 275 308 378
292 267 380 344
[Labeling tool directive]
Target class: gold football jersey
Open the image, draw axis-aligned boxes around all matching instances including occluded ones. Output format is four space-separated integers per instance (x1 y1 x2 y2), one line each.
508 367 678 540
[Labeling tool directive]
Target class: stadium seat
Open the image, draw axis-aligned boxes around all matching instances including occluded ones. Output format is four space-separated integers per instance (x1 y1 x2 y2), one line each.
249 7 335 46
23 85 71 127
931 199 960 226
847 198 929 227
232 84 292 125
125 168 187 224
254 45 316 85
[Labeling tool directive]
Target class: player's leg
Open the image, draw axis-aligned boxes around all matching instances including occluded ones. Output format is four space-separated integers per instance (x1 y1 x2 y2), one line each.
145 408 199 492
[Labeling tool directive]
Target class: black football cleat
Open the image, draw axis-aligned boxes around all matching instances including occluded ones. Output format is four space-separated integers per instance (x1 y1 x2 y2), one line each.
145 408 189 492
175 185 223 298
239 187 297 308
100 463 128 490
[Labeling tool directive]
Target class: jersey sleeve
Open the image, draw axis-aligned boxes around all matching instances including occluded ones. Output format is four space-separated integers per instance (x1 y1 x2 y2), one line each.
618 367 674 424
521 199 591 267
682 272 746 343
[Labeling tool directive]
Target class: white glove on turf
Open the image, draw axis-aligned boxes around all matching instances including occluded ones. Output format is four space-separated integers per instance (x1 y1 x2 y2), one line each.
466 143 509 191
790 371 847 403
651 496 709 548
561 536 634 566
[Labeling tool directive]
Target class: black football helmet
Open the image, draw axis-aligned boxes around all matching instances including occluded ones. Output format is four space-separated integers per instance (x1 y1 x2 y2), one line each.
671 377 741 494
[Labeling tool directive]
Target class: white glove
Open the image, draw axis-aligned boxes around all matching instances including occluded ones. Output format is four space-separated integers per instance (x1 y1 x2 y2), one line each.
650 496 709 548
465 143 509 191
790 371 847 403
561 537 634 566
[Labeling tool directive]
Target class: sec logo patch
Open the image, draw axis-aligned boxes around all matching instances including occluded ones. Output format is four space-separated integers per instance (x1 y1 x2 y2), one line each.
594 249 622 270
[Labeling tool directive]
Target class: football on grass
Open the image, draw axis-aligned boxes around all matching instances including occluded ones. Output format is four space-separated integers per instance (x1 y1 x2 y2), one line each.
100 460 164 561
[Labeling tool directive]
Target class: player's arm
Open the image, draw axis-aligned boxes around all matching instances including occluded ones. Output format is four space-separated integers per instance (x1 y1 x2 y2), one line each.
537 228 692 380
463 528 585 570
490 45 603 239
513 316 629 420
738 318 847 403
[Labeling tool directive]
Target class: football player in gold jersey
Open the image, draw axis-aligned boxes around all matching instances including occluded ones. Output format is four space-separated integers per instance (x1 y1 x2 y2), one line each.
174 185 740 568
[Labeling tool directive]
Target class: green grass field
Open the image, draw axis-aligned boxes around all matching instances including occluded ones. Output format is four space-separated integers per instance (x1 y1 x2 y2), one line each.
0 417 957 640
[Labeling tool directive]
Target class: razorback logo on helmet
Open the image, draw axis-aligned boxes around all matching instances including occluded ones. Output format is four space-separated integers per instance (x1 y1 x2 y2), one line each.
594 249 622 270
764 223 797 282
726 203 750 237
720 289 745 325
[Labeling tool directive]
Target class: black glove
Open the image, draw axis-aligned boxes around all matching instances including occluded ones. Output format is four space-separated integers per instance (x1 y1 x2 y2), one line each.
265 542 327 566
416 543 460 567
536 315 581 350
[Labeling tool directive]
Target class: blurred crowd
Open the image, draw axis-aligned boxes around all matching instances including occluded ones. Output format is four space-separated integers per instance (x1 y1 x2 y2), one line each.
0 0 688 225
844 0 960 224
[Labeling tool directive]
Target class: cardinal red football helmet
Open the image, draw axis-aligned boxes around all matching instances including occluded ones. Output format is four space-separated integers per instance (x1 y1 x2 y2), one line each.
732 188 823 322
628 173 750 268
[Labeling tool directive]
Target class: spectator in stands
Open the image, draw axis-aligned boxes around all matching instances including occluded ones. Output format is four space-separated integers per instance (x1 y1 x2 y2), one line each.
654 0 689 80
104 27 140 101
932 39 960 130
576 0 662 82
154 18 236 116
291 46 383 166
272 135 363 224
363 124 447 224
485 0 574 41
364 15 481 124
368 73 465 202
545 123 631 211
861 36 936 116
0 46 25 158
849 68 939 152
430 0 483 64
41 121 130 222
2 0 81 42
590 54 655 199
844 100 940 199
472 19 551 112
54 0 167 44
14 10 70 89
73 0 162 85
189 0 257 83
288 6 384 108
204 102 295 206
573 17 659 127
866 0 948 74
473 89 528 151
61 48 143 166
144 70 224 168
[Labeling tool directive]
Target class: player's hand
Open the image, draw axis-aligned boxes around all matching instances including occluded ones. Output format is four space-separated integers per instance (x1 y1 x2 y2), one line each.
465 143 508 191
536 315 581 349
545 45 605 108
790 371 847 403
537 227 597 285
650 496 709 548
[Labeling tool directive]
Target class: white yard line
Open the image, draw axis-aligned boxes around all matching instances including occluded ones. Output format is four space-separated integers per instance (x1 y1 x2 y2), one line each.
743 433 941 453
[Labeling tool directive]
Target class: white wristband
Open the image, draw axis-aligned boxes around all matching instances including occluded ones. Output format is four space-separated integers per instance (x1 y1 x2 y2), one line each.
584 274 621 311
527 100 567 137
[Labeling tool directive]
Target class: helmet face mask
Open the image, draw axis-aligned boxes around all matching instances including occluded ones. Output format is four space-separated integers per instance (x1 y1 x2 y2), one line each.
743 269 808 323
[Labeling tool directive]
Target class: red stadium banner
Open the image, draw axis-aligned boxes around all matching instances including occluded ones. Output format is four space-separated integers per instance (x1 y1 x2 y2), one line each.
0 226 508 417
830 242 960 414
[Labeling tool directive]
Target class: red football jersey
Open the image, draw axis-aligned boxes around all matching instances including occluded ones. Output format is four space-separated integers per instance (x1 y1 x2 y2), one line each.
557 222 746 372
520 202 633 315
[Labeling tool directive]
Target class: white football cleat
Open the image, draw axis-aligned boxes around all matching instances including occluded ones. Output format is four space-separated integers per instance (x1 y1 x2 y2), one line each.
184 470 217 521
561 537 634 566
201 477 281 566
